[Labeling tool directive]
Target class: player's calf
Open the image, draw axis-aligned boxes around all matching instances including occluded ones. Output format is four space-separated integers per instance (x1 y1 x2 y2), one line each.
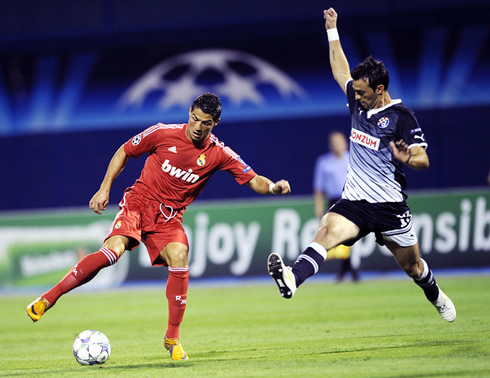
412 258 439 302
413 258 456 322
291 242 328 287
268 242 328 299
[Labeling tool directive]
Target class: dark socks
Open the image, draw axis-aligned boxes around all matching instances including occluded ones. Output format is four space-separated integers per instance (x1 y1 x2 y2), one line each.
291 242 327 287
413 258 440 302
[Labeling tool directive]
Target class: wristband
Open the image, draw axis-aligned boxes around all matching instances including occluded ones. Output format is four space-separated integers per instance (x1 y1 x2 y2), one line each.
327 27 339 42
269 182 276 194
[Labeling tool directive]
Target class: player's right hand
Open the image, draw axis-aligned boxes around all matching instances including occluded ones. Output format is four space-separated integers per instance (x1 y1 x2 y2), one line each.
323 7 338 30
89 189 110 215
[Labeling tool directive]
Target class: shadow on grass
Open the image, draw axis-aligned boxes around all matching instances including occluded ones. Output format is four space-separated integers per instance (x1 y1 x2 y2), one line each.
387 370 490 378
316 339 471 355
4 359 194 376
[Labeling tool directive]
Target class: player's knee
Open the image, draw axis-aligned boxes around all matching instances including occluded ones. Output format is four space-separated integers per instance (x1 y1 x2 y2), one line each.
317 222 343 241
103 236 128 257
164 245 189 267
314 223 342 251
403 260 422 278
315 224 328 240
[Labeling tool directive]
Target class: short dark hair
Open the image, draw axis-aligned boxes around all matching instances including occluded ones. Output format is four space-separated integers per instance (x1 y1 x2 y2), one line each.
191 92 222 122
351 56 389 91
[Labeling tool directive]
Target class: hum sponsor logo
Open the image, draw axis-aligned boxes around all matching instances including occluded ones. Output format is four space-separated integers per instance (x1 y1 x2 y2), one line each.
161 159 200 183
350 128 380 151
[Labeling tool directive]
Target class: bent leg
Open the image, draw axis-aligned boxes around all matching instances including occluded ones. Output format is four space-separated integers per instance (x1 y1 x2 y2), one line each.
27 235 131 322
292 212 360 286
386 240 456 322
314 212 361 251
160 242 189 340
385 240 439 301
385 240 423 278
268 212 360 298
42 235 130 307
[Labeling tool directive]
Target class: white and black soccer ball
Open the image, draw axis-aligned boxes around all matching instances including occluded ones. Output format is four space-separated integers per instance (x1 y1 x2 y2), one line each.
73 330 111 365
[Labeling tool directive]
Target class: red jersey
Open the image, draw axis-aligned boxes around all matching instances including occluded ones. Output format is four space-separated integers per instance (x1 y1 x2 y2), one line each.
123 123 256 210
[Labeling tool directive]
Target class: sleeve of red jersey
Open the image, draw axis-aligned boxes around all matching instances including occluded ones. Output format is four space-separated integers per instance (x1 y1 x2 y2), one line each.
123 124 163 158
218 146 257 185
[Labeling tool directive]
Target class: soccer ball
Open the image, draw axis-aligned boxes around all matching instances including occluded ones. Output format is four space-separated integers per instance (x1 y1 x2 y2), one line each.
73 330 111 365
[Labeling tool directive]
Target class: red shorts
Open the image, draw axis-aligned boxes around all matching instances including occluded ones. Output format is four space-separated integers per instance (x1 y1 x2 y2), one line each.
105 188 188 266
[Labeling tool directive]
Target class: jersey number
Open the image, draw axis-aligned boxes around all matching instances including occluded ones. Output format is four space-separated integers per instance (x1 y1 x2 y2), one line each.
396 210 412 228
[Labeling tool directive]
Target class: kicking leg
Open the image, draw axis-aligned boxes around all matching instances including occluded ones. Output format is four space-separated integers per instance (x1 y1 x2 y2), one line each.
386 241 456 322
26 236 129 322
160 242 189 360
268 212 360 298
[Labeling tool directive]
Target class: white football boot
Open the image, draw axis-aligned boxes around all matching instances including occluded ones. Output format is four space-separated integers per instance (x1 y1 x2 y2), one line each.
431 287 456 322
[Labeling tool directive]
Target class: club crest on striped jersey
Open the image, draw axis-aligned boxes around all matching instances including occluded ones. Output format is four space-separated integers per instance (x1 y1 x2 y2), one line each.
377 117 390 128
350 128 380 151
132 133 142 145
115 220 122 229
196 154 206 166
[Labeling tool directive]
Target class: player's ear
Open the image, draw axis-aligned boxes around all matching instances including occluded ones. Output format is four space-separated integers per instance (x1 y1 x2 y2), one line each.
214 118 221 126
189 107 192 116
376 84 384 94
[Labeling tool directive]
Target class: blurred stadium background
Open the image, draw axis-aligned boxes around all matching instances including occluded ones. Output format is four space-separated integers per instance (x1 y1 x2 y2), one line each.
1 0 489 291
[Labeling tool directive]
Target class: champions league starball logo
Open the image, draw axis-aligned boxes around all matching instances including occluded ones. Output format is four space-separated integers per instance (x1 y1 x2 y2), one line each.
117 49 306 110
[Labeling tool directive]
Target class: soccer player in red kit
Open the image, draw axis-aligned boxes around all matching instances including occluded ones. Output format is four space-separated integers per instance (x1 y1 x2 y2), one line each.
26 92 291 360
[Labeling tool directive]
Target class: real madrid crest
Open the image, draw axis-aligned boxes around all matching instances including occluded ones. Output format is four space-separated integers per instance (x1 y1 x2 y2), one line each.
196 154 206 166
115 220 122 229
377 117 390 128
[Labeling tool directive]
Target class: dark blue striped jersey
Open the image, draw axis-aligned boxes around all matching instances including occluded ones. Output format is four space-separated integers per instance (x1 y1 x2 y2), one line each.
342 79 427 203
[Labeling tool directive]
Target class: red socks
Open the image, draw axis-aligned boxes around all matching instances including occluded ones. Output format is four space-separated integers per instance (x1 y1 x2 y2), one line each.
42 247 189 340
165 267 189 339
42 247 119 306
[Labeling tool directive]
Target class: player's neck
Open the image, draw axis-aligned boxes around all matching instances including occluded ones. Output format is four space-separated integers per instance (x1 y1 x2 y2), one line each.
373 92 392 109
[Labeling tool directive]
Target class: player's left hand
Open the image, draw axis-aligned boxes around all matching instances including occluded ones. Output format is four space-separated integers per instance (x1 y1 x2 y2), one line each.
271 180 291 195
389 140 411 164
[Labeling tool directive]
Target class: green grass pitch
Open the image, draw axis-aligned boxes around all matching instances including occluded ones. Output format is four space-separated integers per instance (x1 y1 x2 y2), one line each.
2 276 490 377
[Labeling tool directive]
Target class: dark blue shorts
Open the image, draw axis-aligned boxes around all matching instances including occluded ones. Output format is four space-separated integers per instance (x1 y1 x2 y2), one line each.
328 199 417 247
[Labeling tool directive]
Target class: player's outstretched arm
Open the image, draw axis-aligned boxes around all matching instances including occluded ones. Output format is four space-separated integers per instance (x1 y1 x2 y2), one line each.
324 8 351 95
89 145 130 214
246 175 291 195
389 140 430 170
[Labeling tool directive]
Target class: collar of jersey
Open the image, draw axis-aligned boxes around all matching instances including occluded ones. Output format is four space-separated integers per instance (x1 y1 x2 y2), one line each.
366 99 402 119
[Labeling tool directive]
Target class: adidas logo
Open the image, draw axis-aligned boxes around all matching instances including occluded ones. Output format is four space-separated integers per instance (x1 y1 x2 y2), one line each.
168 146 177 153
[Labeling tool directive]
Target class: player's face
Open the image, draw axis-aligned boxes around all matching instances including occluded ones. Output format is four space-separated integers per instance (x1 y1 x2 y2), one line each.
186 107 220 144
352 78 378 110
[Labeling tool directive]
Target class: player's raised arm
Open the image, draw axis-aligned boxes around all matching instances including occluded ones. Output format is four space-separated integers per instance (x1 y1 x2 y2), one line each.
246 175 291 195
324 8 351 95
89 145 130 214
